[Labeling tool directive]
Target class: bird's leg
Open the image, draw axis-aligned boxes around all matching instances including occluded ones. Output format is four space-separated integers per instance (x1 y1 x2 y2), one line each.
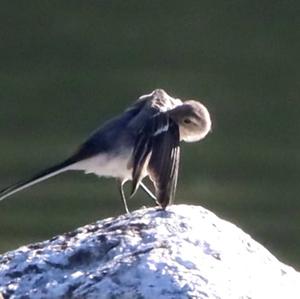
140 182 159 206
118 180 130 214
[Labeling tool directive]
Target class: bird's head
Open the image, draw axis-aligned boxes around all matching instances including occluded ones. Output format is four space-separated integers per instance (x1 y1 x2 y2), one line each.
168 100 212 142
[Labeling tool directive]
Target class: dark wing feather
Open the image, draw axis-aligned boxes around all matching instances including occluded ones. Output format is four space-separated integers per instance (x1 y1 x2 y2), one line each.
131 114 169 196
148 120 180 209
131 131 153 196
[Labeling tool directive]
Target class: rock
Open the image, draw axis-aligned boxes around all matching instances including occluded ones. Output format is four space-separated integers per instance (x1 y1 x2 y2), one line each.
0 205 299 299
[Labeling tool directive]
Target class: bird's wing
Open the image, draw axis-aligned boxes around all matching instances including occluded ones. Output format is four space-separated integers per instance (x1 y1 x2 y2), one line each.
131 113 169 196
70 91 167 162
131 114 180 209
127 90 182 134
148 120 180 209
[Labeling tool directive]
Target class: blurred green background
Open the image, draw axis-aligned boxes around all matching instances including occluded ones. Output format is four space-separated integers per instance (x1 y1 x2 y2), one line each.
0 1 299 268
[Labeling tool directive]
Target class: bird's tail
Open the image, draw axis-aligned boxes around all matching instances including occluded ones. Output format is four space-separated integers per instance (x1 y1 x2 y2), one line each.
0 158 76 202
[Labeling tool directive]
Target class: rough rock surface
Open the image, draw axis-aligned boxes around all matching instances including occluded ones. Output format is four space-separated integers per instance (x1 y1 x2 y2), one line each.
0 205 299 299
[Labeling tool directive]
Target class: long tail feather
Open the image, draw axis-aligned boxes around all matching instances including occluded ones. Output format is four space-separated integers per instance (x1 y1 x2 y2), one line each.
0 158 76 201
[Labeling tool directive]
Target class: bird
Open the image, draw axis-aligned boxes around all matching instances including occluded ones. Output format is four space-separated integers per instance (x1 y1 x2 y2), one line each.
0 89 211 213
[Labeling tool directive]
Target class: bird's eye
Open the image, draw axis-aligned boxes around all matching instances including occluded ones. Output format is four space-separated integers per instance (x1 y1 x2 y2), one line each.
183 118 192 124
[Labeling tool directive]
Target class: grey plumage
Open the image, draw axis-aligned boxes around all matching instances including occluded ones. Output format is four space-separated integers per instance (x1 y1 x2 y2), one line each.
0 89 211 212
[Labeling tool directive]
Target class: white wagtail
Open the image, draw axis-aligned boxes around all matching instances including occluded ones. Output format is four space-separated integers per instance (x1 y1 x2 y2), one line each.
0 89 211 212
